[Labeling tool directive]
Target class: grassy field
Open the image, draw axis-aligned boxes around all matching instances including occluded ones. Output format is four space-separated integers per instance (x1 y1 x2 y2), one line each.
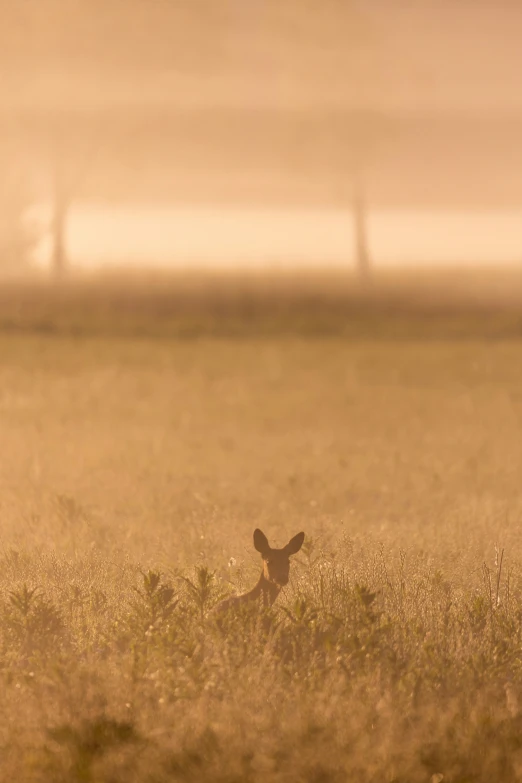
2 270 522 781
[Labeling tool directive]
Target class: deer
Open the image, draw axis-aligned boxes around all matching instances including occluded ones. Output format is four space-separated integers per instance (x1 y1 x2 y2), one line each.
212 528 305 620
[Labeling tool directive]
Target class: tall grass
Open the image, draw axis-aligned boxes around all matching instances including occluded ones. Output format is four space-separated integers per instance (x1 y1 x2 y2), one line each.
2 539 522 782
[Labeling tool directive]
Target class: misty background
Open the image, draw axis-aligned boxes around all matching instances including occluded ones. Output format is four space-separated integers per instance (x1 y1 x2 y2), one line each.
1 0 522 275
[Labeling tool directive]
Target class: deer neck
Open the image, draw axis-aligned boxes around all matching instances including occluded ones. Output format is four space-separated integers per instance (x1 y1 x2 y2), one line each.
246 571 281 607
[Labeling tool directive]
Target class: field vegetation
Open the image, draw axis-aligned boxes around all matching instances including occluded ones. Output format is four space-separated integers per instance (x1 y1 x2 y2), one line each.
2 269 522 781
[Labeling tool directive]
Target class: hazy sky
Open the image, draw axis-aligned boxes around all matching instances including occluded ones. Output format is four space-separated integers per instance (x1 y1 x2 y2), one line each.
2 0 522 111
4 1 522 270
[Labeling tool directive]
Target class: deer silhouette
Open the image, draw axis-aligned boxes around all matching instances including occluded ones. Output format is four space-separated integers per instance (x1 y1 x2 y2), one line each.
213 528 305 618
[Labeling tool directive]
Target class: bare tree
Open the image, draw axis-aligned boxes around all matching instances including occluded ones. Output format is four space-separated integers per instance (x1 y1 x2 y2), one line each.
46 120 104 279
352 162 371 284
349 110 378 286
50 137 69 278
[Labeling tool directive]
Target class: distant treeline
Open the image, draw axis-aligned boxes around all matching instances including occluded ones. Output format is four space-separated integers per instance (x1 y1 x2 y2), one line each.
1 270 522 340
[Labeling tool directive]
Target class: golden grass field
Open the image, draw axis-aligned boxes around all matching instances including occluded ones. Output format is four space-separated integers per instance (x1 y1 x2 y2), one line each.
2 270 522 782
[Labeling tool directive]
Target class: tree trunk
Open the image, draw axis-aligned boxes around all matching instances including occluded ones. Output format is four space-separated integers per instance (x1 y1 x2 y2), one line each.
353 170 371 284
51 139 68 279
52 197 67 278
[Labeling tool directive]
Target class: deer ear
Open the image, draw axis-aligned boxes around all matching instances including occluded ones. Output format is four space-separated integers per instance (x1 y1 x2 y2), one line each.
284 531 305 556
253 528 270 555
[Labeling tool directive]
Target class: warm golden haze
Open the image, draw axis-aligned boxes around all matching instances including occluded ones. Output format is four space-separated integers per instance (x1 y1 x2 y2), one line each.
2 1 522 777
2 1 522 273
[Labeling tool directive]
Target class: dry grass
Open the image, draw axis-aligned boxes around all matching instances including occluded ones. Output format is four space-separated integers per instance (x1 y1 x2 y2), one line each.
2 271 522 781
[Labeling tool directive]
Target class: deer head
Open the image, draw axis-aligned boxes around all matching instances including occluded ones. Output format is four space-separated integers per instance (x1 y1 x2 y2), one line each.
253 528 305 588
